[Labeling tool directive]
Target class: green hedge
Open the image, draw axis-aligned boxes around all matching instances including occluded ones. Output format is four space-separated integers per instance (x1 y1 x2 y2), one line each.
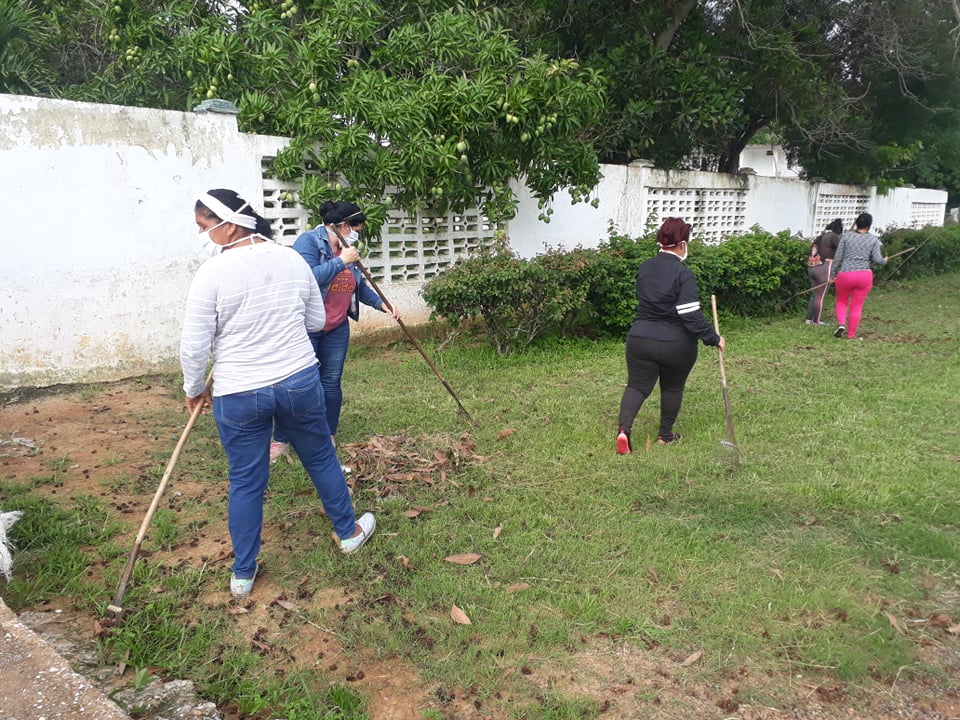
421 223 960 353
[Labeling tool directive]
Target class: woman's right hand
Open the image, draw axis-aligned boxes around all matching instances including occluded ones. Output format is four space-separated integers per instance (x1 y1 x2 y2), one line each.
718 336 726 351
340 246 360 265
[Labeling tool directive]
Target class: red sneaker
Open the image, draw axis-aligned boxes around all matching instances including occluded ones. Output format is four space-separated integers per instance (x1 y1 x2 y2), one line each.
616 431 631 455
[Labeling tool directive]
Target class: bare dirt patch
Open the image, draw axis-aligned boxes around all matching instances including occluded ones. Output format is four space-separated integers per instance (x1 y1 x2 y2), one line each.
2 379 959 720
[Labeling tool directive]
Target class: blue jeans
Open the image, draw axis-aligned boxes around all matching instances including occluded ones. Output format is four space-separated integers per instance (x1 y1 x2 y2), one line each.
214 365 356 578
275 321 351 442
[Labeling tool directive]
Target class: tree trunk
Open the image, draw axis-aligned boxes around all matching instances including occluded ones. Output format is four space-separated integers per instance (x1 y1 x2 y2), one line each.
654 0 700 51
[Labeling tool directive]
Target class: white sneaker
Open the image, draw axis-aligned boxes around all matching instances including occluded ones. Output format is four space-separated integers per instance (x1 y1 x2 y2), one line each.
230 564 258 598
339 512 376 555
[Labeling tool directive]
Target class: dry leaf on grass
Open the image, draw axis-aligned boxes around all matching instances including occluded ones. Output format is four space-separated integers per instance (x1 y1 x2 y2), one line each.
506 583 530 593
947 624 960 635
227 606 249 615
884 610 905 635
680 650 703 666
397 555 412 569
496 429 515 440
272 599 298 611
338 433 484 498
451 605 472 625
445 553 482 565
493 524 502 539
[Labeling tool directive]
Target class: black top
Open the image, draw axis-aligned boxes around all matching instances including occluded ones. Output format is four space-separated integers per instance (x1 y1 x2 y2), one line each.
627 252 722 346
816 230 841 260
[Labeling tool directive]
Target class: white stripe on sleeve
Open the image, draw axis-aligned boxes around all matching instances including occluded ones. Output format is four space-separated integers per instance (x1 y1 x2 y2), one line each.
676 301 700 315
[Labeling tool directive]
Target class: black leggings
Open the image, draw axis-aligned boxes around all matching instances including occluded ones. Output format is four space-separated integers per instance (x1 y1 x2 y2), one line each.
618 335 698 439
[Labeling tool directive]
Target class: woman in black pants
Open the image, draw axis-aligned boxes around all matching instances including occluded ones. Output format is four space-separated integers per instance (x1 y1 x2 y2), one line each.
616 218 725 454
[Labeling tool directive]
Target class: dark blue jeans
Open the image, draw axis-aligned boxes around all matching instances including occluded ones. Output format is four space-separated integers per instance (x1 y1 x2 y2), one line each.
275 320 351 442
214 365 356 578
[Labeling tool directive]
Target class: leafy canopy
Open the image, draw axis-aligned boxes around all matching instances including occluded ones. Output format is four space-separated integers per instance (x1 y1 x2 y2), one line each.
63 0 605 223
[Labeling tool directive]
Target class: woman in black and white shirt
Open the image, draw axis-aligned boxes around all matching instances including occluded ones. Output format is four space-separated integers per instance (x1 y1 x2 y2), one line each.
616 218 725 454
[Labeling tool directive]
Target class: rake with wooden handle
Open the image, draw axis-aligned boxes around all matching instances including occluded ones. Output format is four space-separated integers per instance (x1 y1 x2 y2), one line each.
710 295 739 464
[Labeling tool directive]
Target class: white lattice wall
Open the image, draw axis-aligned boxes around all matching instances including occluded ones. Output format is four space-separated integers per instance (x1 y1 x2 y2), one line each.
261 169 311 246
813 193 870 232
645 187 747 244
259 165 497 283
911 203 945 229
371 207 495 283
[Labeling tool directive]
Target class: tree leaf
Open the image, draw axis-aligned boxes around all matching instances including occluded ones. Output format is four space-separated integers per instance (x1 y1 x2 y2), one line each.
493 524 502 539
445 553 482 565
451 605 472 624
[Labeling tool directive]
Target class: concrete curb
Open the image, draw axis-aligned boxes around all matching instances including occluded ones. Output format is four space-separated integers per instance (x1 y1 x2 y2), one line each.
0 597 130 720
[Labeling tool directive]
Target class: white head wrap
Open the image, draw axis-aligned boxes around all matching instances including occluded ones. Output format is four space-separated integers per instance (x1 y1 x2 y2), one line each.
199 192 259 230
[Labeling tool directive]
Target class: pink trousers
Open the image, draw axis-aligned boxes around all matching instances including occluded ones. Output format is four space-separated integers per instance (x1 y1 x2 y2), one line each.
834 270 873 338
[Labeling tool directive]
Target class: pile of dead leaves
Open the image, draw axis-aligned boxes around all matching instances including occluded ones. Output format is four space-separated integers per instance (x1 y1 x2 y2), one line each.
339 432 485 498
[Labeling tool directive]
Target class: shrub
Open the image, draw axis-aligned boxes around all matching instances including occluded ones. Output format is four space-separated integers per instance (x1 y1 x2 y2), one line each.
421 239 595 354
421 222 951 353
877 224 960 280
689 227 810 317
586 227 810 335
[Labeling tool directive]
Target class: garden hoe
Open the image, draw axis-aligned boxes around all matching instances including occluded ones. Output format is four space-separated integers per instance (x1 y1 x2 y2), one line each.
109 370 213 618
711 295 739 466
330 225 476 425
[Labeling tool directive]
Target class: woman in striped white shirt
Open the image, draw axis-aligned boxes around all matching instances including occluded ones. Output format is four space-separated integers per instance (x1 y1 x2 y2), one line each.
829 212 887 339
181 189 376 599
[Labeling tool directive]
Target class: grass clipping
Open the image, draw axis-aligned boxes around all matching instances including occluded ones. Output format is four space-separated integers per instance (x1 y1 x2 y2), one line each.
339 432 484 497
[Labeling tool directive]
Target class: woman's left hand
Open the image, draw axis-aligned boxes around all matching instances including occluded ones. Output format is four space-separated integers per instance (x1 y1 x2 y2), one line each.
382 302 401 320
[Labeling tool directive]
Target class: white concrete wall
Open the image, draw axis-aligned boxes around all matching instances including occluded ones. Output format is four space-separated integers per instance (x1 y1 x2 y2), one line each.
508 164 947 258
0 94 422 390
0 94 949 389
739 145 802 179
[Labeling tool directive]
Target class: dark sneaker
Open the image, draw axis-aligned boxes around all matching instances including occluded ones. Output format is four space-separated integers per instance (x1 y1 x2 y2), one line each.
657 433 682 445
833 325 845 338
616 431 631 455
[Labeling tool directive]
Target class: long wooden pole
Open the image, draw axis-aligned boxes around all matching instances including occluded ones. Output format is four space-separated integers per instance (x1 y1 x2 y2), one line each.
779 246 917 307
711 295 739 464
109 370 213 615
331 225 476 425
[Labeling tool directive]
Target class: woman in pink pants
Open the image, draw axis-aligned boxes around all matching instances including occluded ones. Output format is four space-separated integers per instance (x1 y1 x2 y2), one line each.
829 213 887 339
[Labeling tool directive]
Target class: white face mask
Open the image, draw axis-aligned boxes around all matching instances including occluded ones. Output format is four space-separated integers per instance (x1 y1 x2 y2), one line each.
199 219 250 257
346 229 360 245
199 219 228 257
678 242 688 262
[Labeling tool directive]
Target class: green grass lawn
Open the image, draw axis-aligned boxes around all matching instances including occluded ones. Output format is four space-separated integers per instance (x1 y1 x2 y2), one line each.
2 272 958 718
